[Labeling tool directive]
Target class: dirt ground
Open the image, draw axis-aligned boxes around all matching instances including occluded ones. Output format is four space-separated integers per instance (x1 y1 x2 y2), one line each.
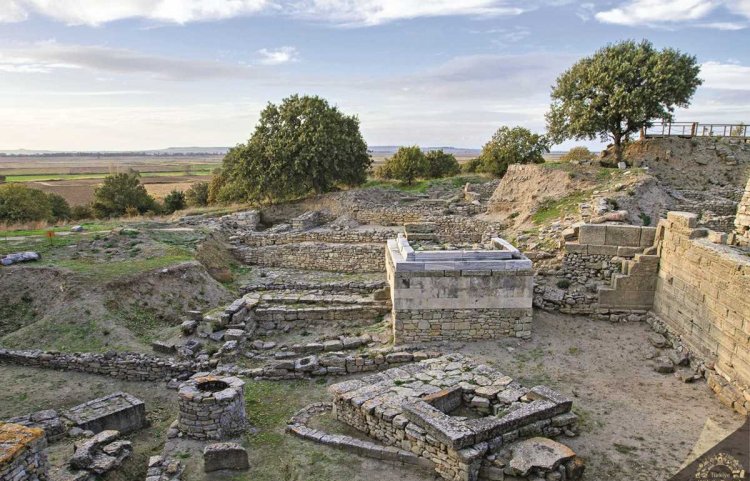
0 311 744 481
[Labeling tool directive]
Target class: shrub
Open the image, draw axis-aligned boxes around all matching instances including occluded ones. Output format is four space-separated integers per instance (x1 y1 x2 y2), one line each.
0 184 53 223
71 204 94 221
185 181 209 207
163 190 186 214
91 171 156 217
46 193 71 221
461 158 483 174
560 146 595 163
373 162 393 179
381 146 428 185
425 150 460 178
556 279 571 289
479 126 549 177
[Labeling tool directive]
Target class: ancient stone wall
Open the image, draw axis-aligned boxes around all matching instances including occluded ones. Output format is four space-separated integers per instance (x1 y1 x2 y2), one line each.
237 242 384 273
0 349 203 382
735 176 750 246
0 423 48 481
652 211 750 414
238 229 396 247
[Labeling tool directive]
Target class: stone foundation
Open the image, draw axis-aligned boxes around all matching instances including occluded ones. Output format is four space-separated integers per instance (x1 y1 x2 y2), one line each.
0 423 48 481
239 242 384 273
394 309 532 343
63 392 147 435
328 354 581 481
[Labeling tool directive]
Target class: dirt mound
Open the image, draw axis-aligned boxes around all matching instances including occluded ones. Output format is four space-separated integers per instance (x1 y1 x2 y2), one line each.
485 164 587 229
0 261 230 352
624 137 750 190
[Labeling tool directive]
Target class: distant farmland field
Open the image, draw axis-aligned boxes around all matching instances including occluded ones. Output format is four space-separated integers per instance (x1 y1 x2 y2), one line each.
0 154 222 205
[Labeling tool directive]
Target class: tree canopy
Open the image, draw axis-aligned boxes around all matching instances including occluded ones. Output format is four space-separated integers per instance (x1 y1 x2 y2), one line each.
0 184 71 223
479 126 549 177
546 40 702 163
92 171 156 217
214 94 371 203
380 146 429 185
560 146 596 163
425 150 460 178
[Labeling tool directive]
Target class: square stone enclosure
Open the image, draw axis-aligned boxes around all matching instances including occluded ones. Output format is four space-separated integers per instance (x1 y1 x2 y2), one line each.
386 236 533 343
63 392 147 435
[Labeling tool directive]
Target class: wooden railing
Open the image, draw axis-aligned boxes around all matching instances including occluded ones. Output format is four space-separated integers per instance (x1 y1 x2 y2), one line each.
641 122 749 139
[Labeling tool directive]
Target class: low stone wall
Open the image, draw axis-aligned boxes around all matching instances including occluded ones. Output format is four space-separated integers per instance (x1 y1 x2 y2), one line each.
0 423 48 481
241 279 386 295
237 242 384 273
394 309 532 343
253 305 386 334
0 349 204 382
237 229 395 247
652 212 750 415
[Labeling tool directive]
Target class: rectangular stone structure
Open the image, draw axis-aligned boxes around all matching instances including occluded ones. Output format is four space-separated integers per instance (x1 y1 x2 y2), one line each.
0 423 48 481
63 392 146 435
386 236 533 343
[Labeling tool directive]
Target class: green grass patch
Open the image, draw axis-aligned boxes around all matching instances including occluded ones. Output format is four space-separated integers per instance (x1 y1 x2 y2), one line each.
50 246 194 280
0 222 113 237
531 190 592 224
362 174 493 193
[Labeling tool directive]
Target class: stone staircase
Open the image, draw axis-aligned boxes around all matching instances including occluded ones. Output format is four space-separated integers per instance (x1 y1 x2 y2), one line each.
597 254 660 311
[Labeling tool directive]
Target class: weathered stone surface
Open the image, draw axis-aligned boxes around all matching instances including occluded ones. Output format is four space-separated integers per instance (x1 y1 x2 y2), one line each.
64 392 147 435
508 437 576 476
203 443 249 472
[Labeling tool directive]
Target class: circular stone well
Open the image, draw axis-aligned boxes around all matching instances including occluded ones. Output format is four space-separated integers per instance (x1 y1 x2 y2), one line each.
178 375 246 440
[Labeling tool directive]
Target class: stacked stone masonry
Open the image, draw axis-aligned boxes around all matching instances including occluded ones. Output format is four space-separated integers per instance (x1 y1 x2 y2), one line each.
387 237 533 343
178 376 246 440
735 176 750 246
64 392 147 435
239 241 385 273
0 423 48 481
328 354 580 481
652 211 750 415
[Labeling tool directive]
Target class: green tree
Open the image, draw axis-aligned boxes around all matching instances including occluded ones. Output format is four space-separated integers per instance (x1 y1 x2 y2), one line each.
479 126 549 177
425 150 460 178
185 181 209 207
0 184 52 223
46 193 71 220
383 146 428 185
546 40 702 164
560 146 596 163
91 171 155 217
163 190 186 214
215 95 371 203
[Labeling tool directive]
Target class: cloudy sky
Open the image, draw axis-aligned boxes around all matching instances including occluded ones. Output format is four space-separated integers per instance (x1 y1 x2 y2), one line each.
0 0 749 151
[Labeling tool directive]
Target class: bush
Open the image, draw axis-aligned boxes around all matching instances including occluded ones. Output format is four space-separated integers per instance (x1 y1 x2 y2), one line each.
556 279 571 289
163 190 186 214
185 182 209 207
425 150 460 178
461 158 483 174
560 146 595 163
0 184 53 223
71 204 94 221
213 94 371 204
381 146 428 185
91 171 156 218
479 126 550 177
373 162 393 179
46 193 71 221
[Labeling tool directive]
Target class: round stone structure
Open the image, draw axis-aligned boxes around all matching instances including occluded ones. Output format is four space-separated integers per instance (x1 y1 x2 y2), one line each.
177 375 246 440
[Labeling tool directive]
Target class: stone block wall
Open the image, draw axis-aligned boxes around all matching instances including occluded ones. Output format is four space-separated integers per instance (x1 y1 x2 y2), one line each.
652 211 750 414
63 392 147 435
0 423 48 481
735 176 750 246
562 224 657 285
238 242 385 273
598 254 660 311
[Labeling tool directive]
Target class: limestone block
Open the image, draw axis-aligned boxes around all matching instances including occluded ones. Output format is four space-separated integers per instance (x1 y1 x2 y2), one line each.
203 443 249 472
605 225 642 247
578 225 607 245
640 227 657 247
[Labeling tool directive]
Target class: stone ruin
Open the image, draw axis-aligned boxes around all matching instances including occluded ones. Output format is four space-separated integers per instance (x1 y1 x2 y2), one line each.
735 175 750 246
177 375 246 440
298 353 583 481
386 235 533 343
0 423 48 481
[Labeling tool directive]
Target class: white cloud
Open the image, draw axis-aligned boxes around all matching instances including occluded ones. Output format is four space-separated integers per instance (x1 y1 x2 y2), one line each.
0 0 529 26
700 61 750 91
0 43 257 80
0 0 270 25
0 0 27 22
257 46 298 65
288 0 526 26
696 21 747 30
595 0 721 26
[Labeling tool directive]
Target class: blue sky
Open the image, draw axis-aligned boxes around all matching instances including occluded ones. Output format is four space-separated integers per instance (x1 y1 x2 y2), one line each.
0 0 749 151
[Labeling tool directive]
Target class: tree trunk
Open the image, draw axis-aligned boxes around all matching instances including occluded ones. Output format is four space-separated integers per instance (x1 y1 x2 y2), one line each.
612 133 623 164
